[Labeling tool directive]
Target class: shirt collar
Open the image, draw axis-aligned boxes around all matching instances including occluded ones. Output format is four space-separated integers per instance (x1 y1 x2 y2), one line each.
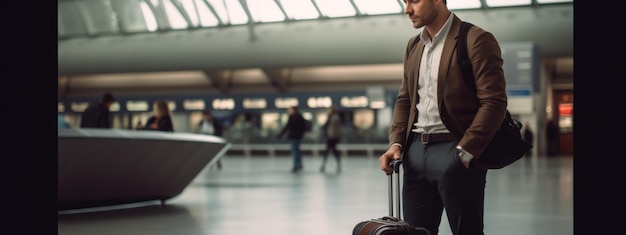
419 12 455 45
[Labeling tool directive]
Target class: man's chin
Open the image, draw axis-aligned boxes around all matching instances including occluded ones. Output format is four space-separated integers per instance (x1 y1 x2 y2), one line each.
409 21 422 28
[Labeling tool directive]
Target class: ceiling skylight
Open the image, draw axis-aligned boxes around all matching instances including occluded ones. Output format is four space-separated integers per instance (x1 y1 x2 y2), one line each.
485 0 532 8
223 0 248 25
57 0 573 39
246 0 286 23
536 0 573 3
278 0 320 20
353 0 403 15
313 0 357 18
447 0 482 10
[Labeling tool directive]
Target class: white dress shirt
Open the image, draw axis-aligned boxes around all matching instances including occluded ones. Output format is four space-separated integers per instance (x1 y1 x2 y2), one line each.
412 12 455 135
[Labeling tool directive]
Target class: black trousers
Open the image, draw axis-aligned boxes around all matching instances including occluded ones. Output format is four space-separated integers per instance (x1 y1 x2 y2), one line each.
323 138 341 158
321 138 341 168
402 133 487 235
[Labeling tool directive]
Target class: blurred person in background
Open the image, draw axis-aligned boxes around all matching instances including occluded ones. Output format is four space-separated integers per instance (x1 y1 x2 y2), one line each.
277 106 307 173
80 92 115 128
196 109 225 169
58 114 71 128
319 105 343 173
522 122 534 156
138 100 174 132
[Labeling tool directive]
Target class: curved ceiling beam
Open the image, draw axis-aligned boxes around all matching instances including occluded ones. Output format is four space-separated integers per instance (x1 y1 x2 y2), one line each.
262 67 292 92
58 4 572 75
203 70 233 93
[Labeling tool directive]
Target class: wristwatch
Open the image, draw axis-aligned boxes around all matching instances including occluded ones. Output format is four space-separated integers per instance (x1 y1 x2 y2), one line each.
456 145 474 162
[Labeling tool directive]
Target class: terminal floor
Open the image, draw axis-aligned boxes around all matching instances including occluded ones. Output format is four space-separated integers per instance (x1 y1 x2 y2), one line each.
58 154 574 235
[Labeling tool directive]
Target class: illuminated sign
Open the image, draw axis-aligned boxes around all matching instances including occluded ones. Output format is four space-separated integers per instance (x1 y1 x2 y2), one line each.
109 102 121 112
71 102 90 112
340 96 368 108
126 100 150 111
167 101 176 111
369 101 386 109
243 98 267 109
213 98 235 110
183 99 206 110
275 97 299 109
367 86 385 109
307 96 332 108
558 103 573 116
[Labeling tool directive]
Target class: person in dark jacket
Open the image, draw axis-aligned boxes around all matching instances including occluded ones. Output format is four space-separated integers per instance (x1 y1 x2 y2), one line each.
522 122 534 156
196 109 225 169
79 92 115 128
139 100 174 132
277 106 308 173
320 105 343 173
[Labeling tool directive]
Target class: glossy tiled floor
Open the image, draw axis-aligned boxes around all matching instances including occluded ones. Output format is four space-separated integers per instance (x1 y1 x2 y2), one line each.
58 154 573 235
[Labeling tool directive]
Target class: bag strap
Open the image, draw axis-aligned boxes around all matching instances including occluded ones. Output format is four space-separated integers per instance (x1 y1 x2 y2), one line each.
455 22 520 130
457 21 476 92
456 22 519 127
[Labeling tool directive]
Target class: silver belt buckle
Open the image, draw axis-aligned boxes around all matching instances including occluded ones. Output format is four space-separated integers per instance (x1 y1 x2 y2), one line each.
420 133 429 144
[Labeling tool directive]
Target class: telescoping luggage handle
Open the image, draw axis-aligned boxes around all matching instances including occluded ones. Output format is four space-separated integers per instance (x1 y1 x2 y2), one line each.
388 160 403 219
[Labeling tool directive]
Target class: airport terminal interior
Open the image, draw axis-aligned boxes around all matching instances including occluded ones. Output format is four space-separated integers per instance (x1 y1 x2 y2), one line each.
57 0 575 234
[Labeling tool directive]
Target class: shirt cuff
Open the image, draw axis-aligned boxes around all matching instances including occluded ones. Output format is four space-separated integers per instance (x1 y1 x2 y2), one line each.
391 143 403 149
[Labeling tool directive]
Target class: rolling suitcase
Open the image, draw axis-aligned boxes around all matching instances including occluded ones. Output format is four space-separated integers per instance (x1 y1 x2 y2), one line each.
352 160 431 235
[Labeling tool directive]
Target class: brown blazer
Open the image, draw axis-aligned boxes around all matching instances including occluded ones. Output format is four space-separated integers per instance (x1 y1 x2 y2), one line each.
389 15 507 159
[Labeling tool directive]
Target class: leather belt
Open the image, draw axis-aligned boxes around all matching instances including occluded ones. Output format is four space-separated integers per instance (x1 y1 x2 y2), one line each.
416 132 458 145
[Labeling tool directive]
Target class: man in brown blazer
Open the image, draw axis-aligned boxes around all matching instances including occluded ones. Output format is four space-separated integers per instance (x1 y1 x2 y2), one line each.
379 0 507 234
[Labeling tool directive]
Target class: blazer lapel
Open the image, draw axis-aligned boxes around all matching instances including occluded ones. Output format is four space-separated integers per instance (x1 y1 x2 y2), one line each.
413 39 425 104
437 17 462 106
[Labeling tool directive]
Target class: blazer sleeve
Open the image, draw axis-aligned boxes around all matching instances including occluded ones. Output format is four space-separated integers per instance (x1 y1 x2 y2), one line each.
388 36 419 148
457 26 508 158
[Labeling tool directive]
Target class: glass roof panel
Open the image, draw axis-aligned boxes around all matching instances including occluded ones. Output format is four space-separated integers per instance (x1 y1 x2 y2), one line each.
206 0 232 24
110 0 150 33
447 0 482 10
140 2 159 31
313 0 357 18
193 0 220 26
485 0 532 7
58 1 87 37
352 0 402 15
246 0 286 23
537 0 572 3
58 0 571 39
278 0 319 20
177 0 201 27
224 0 249 25
75 0 120 35
163 0 189 29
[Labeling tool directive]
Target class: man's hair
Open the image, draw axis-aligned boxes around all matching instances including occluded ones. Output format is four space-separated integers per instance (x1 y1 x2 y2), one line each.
101 92 115 103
